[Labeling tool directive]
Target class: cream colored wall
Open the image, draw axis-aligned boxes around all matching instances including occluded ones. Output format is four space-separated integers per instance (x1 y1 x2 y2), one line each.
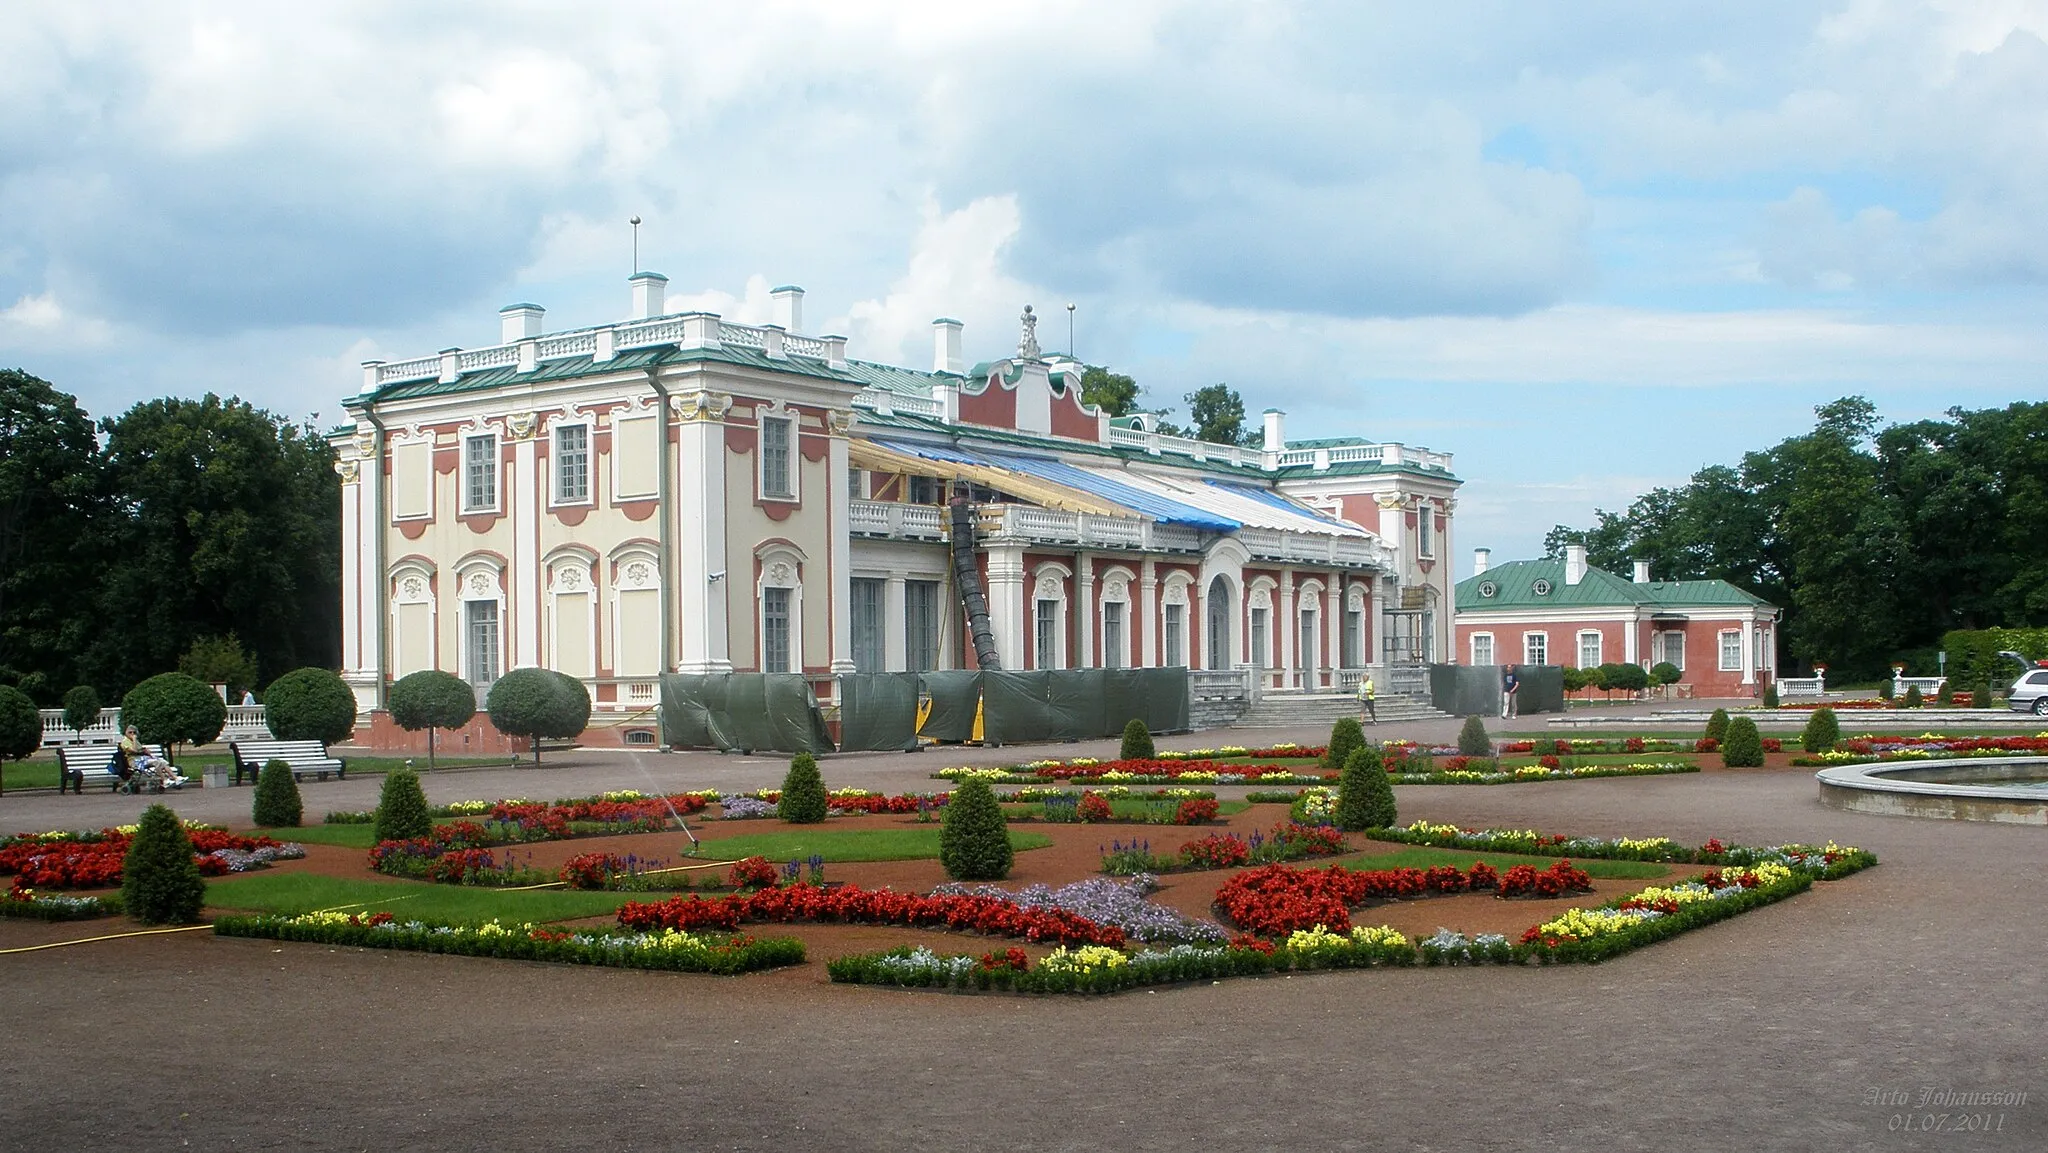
723 432 833 672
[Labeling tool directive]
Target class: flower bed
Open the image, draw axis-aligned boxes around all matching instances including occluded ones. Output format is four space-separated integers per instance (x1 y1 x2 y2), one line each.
1371 821 1879 877
942 756 1698 787
1100 822 1349 876
1 886 123 921
326 790 715 825
617 882 1132 948
213 911 804 975
1 826 305 889
1212 860 1572 937
1789 734 2048 767
933 877 1224 943
1026 790 1220 825
1518 864 1812 964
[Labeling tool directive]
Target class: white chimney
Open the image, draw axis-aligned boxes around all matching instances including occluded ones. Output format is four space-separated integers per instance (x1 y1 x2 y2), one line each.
1565 543 1588 586
499 304 544 343
1473 547 1490 575
1633 559 1651 584
1262 409 1286 453
771 285 804 333
932 318 964 375
629 271 668 320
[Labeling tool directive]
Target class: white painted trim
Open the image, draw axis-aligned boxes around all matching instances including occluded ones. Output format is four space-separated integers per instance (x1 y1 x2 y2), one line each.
548 419 596 508
460 432 501 514
1470 631 1495 666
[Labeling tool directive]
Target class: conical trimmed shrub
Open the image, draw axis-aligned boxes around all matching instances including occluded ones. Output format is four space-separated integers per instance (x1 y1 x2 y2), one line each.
1457 715 1492 757
939 777 1013 881
1704 708 1730 744
1903 684 1923 709
252 759 303 828
777 752 827 824
1336 745 1396 831
1119 719 1155 762
1976 682 1995 709
1801 706 1841 753
1721 716 1765 767
1762 683 1779 708
1322 717 1365 771
121 803 205 925
373 769 433 844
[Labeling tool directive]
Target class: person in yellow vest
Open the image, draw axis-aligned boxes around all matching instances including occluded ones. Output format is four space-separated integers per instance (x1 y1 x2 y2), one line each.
1356 672 1377 725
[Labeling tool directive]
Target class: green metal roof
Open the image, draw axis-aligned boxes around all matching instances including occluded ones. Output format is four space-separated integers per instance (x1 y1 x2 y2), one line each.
366 345 858 403
1456 558 1771 612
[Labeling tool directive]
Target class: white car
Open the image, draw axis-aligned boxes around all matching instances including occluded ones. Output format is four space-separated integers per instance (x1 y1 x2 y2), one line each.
2010 667 2048 715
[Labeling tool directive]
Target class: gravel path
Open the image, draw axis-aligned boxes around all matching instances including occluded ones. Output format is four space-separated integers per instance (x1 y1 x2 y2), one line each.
4 715 2043 1151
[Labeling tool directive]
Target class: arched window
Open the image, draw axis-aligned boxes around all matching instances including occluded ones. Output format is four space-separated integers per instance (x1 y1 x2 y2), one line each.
388 560 437 678
1099 567 1135 669
545 548 598 679
1161 575 1193 669
1031 564 1070 670
757 545 806 674
453 557 507 687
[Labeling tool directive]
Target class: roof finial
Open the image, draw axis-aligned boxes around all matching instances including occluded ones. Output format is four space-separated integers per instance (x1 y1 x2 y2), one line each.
1017 304 1041 360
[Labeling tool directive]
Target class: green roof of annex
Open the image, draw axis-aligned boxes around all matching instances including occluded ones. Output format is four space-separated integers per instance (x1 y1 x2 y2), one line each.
1455 558 1774 613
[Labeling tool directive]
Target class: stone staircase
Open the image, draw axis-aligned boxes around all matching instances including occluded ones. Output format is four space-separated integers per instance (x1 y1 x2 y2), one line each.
1231 692 1454 729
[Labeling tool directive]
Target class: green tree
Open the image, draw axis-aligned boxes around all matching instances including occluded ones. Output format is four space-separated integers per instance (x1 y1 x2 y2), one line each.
1321 716 1365 770
1456 715 1491 757
485 668 590 764
1182 384 1255 447
1976 681 1995 709
1118 718 1155 762
1720 716 1765 768
777 752 827 824
0 684 40 794
252 758 304 828
1800 706 1840 753
1079 366 1142 418
0 371 104 702
121 803 206 925
1704 708 1730 744
88 394 340 693
61 685 101 737
178 634 261 699
1335 745 1395 831
120 672 227 763
1608 662 1650 698
373 769 433 844
1649 662 1681 692
939 777 1013 880
1761 682 1780 708
262 667 358 745
1902 684 1923 709
387 670 477 769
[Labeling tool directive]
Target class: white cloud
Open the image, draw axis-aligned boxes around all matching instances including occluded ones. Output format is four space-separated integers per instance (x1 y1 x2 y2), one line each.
1 290 64 328
844 196 1046 366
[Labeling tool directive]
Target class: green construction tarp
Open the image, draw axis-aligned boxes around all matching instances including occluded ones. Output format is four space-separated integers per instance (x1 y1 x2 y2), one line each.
978 668 1189 745
659 674 834 754
917 671 984 742
1512 665 1565 714
1429 664 1565 716
837 673 920 752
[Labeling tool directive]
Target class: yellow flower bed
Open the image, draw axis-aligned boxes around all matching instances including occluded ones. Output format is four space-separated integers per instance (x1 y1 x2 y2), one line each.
1039 945 1129 974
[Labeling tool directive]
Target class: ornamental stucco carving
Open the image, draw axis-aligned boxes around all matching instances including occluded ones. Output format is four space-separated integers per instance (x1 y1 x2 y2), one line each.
335 460 359 483
1034 573 1064 602
468 572 495 597
826 408 857 435
505 412 538 440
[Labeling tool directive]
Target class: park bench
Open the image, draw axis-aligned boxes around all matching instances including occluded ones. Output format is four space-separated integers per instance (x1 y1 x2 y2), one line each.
227 739 347 785
55 744 170 794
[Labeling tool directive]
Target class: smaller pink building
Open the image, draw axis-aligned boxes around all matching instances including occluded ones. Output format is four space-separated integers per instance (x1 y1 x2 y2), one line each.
1453 546 1780 698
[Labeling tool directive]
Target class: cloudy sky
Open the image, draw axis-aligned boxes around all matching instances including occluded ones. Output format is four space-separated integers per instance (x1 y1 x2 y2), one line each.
4 1 2044 571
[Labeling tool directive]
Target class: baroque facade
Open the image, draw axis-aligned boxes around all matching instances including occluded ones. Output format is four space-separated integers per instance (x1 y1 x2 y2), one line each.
331 275 1462 732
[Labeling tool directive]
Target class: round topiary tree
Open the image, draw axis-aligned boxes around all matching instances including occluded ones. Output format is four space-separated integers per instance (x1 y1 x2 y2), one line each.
387 669 477 769
1935 681 1953 707
373 769 433 845
61 685 102 740
120 672 227 763
252 758 303 828
121 802 205 925
1335 745 1395 831
0 685 41 795
1704 708 1730 744
1976 681 1995 709
1762 683 1780 708
1801 706 1841 753
1322 716 1365 770
778 751 827 824
486 668 590 765
939 776 1013 881
1119 718 1155 762
1721 716 1765 768
1902 684 1923 709
1649 662 1681 698
263 668 359 745
1609 662 1650 700
1877 679 1894 703
1457 714 1491 758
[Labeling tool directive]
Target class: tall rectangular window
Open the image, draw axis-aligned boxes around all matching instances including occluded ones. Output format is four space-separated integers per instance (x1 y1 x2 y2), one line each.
1342 609 1362 667
1658 631 1686 670
761 416 794 499
905 580 940 672
851 579 884 673
1250 607 1269 669
464 435 497 512
1578 630 1602 669
554 424 589 504
1417 506 1434 558
1035 599 1058 670
762 588 792 673
1163 604 1185 667
1524 631 1547 665
1472 633 1495 666
464 600 500 686
1103 602 1125 669
1719 629 1742 671
1299 609 1318 671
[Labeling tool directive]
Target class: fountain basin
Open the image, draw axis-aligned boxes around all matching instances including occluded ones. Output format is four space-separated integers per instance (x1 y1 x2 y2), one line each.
1816 756 2048 825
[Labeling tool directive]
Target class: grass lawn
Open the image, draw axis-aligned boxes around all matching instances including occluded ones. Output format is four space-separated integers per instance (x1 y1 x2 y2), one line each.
205 872 640 922
694 827 1052 862
1000 800 1252 820
1349 844 1673 880
1 753 504 792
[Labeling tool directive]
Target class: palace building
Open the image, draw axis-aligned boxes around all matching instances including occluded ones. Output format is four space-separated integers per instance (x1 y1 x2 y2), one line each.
330 275 1461 740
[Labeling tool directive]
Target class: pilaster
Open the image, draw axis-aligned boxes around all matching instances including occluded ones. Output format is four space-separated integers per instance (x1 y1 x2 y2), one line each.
1139 561 1159 667
509 413 541 669
674 390 734 673
827 409 857 677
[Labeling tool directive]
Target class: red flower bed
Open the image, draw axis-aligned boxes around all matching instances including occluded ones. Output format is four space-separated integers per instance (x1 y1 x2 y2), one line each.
1175 798 1221 824
825 793 949 814
616 883 1126 948
1181 833 1252 869
0 828 287 890
559 852 630 890
1213 862 1503 936
1029 757 1319 781
1499 741 1536 754
1496 860 1592 898
424 848 497 884
728 856 779 889
1077 792 1114 822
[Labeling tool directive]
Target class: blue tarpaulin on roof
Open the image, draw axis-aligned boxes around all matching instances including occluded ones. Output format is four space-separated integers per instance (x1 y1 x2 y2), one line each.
1205 479 1360 532
870 438 1238 531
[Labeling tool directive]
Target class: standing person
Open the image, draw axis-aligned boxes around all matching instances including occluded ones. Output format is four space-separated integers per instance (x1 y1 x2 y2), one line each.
1501 666 1520 719
240 688 256 707
1356 672 1377 725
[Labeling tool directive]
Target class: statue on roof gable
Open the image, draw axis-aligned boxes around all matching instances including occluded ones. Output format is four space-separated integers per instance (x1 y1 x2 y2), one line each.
1017 304 1041 360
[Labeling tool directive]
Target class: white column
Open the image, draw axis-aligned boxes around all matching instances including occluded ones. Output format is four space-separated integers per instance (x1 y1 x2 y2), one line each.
1625 613 1639 666
1075 553 1094 668
1139 560 1158 667
1741 617 1757 685
883 576 908 672
674 392 732 673
986 545 1026 670
1278 570 1296 688
341 445 381 713
827 416 856 677
512 424 541 669
340 465 362 674
1325 578 1341 687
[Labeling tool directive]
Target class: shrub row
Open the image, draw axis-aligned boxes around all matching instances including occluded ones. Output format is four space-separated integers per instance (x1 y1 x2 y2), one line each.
213 913 804 975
